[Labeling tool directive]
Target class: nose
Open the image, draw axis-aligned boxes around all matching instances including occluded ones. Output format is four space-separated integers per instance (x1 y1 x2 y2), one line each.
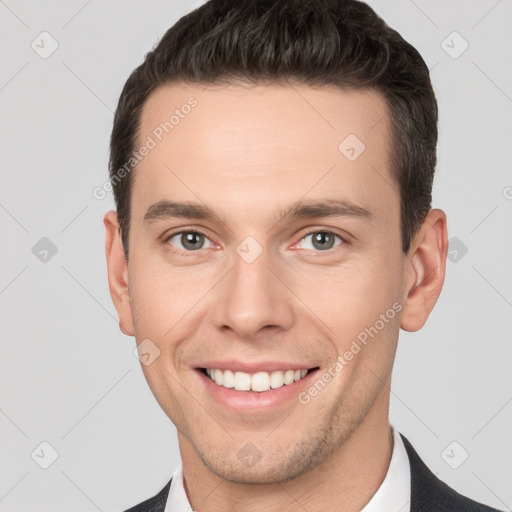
211 244 295 340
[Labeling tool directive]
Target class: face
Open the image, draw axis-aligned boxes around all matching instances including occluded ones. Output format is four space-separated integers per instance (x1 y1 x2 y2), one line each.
105 82 441 484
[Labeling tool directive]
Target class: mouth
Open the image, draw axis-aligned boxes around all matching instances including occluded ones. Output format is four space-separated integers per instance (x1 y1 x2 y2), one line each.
193 359 322 412
198 367 319 393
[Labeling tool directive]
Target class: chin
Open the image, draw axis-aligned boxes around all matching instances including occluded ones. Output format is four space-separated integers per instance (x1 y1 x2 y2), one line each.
196 436 328 486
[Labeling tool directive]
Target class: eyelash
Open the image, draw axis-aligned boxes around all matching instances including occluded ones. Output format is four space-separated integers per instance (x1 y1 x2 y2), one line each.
163 229 347 257
164 230 216 257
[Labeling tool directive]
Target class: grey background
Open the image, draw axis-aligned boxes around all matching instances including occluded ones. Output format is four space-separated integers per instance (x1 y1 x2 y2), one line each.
0 0 511 511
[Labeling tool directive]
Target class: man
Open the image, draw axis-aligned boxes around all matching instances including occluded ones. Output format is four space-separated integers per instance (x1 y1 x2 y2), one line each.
103 1 502 511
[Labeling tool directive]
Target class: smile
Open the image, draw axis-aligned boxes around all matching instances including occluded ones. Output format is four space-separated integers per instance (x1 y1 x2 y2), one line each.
201 368 311 392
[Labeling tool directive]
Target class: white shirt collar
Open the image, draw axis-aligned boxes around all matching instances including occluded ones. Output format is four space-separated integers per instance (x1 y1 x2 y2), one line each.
165 426 410 512
362 427 411 512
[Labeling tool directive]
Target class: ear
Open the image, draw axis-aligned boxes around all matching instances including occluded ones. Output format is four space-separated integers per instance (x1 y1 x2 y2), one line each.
400 209 448 332
104 210 135 336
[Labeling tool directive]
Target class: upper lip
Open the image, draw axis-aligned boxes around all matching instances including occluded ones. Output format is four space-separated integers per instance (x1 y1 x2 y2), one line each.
195 360 319 373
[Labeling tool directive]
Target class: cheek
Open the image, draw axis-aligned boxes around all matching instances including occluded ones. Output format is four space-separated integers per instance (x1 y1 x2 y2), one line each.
129 255 193 325
282 260 404 383
290 257 403 332
127 258 220 361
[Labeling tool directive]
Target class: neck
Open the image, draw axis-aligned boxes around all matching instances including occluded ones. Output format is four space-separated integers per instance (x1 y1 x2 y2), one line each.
179 391 393 512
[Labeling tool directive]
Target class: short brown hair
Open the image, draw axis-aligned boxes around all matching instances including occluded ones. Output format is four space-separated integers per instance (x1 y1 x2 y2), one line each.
109 0 437 257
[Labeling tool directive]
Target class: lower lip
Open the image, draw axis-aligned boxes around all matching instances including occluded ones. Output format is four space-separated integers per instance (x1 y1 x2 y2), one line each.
195 368 319 413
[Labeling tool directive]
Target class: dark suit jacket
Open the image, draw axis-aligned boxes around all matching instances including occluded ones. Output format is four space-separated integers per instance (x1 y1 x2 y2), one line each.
124 434 502 512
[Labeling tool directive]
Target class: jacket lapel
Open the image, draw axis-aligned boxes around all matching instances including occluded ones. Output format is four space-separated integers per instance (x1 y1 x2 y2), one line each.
125 477 172 512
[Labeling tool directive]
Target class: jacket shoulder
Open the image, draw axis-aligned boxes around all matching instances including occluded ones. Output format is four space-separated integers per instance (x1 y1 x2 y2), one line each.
400 434 503 512
123 477 172 512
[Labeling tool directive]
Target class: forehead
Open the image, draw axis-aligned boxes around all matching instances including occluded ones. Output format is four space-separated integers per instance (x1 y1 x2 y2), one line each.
139 82 390 158
132 82 397 227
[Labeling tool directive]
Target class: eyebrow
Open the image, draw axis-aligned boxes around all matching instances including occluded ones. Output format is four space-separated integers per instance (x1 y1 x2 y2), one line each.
143 198 373 226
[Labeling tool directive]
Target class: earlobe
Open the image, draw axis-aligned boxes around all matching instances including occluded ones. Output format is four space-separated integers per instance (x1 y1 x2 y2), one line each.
400 209 448 332
104 210 135 336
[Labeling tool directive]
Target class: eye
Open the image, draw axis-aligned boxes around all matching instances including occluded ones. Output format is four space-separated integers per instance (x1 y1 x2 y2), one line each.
166 231 214 252
297 231 344 251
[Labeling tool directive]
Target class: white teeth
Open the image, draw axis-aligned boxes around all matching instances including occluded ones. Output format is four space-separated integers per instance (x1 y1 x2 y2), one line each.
284 370 295 385
222 369 235 388
204 368 310 392
251 371 270 392
213 369 223 386
234 371 251 391
270 371 284 389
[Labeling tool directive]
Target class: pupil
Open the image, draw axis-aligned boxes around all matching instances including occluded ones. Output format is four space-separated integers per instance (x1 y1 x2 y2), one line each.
313 232 334 250
182 232 203 250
